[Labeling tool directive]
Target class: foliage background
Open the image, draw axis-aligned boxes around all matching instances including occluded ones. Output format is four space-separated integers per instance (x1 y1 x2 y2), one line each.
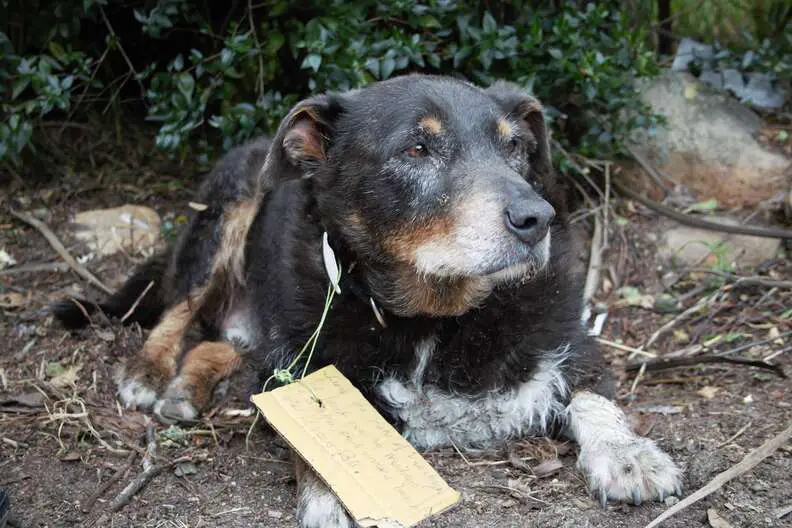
1 0 790 177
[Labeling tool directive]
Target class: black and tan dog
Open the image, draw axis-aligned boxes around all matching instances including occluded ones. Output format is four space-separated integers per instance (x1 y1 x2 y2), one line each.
54 74 682 527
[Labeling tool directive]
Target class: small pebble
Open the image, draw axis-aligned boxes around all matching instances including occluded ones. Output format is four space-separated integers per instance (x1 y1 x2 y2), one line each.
664 496 680 507
268 510 283 519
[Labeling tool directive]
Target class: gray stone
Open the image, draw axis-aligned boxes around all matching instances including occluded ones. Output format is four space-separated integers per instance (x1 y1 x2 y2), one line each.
657 216 781 268
633 71 790 207
741 72 786 110
672 38 714 72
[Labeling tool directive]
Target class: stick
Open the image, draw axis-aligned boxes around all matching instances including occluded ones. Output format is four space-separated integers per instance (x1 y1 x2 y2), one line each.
644 422 792 528
9 209 112 294
596 338 657 358
625 355 786 378
120 281 154 323
108 464 163 512
626 145 671 192
108 455 194 513
81 451 136 512
612 181 792 240
645 297 709 349
683 268 792 289
0 262 70 275
581 214 604 323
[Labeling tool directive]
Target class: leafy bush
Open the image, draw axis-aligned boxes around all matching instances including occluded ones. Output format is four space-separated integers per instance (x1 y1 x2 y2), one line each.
1 0 662 170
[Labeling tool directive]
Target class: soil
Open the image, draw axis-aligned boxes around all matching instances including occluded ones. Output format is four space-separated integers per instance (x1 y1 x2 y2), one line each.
1 141 791 528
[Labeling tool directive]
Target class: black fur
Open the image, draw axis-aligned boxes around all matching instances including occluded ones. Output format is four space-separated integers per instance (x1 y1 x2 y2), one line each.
54 73 613 414
51 136 272 330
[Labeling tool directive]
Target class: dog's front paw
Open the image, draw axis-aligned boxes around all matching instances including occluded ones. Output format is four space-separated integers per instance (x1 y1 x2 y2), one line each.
298 491 353 528
578 435 682 507
153 376 199 424
115 357 173 410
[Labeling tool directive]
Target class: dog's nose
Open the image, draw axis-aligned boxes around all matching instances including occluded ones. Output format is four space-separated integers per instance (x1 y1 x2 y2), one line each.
504 195 555 245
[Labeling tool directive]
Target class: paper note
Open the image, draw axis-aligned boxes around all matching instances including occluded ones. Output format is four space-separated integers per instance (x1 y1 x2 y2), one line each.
251 365 460 527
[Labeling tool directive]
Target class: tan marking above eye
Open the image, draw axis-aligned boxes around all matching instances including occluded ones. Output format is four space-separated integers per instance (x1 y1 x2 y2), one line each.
497 118 513 138
419 116 443 135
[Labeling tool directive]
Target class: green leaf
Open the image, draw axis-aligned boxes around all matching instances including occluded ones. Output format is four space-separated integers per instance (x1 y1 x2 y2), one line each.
267 31 285 54
482 12 497 34
302 53 322 72
176 73 195 103
688 198 719 212
48 42 67 63
11 78 30 100
380 57 395 79
417 14 440 28
548 48 563 59
364 58 380 78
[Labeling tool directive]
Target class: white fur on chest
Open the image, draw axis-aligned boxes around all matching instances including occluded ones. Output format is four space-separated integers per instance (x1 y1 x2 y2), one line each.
376 341 571 450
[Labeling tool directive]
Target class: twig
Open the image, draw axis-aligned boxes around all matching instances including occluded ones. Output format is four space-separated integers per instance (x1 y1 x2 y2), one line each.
613 181 792 240
142 419 157 472
108 455 194 512
626 145 671 192
108 464 163 512
81 451 136 512
581 214 603 324
0 262 70 275
596 338 657 358
717 422 752 449
247 0 265 97
718 330 792 356
9 209 112 294
120 281 154 323
625 355 786 378
644 422 792 528
644 296 710 349
683 268 792 289
98 7 145 99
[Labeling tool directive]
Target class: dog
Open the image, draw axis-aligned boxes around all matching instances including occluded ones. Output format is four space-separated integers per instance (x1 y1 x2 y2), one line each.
54 74 683 527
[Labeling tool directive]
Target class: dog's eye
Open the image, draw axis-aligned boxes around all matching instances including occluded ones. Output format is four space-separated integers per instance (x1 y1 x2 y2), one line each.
509 137 522 153
405 144 428 158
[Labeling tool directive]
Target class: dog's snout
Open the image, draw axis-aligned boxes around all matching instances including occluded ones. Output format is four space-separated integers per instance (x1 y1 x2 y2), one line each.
504 183 555 245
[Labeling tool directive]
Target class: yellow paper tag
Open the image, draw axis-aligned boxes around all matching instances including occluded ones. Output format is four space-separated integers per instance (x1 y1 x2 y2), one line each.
251 365 460 527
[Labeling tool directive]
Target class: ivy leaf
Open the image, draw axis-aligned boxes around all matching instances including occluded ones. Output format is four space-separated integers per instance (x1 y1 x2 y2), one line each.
380 57 395 79
176 73 195 103
302 53 322 72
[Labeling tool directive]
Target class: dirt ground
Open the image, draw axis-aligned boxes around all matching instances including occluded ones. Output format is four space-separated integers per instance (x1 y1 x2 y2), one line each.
1 136 791 528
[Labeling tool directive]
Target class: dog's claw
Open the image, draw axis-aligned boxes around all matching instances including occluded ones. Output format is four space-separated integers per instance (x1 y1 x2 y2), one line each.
675 484 683 497
658 489 665 502
599 489 608 508
632 487 641 506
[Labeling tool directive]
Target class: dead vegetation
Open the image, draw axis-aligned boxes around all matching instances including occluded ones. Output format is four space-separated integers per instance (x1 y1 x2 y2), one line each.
1 126 791 527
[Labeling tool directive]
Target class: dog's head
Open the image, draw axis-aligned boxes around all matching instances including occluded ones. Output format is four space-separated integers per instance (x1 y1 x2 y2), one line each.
266 74 562 316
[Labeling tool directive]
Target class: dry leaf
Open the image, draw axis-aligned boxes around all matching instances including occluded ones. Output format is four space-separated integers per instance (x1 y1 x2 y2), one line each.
188 202 208 211
0 292 27 309
707 508 733 528
684 82 699 100
50 364 81 388
0 248 16 269
533 459 564 477
698 386 720 399
0 391 46 408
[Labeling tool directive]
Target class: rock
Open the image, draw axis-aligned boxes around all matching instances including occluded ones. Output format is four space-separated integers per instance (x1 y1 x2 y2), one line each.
657 216 781 268
672 38 714 72
634 71 791 207
71 205 161 257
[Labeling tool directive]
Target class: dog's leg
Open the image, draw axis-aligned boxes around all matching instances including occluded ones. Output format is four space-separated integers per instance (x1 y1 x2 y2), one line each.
153 341 242 423
295 457 353 528
116 300 193 409
565 390 683 507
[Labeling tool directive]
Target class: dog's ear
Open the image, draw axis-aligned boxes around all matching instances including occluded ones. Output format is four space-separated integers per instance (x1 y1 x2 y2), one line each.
264 93 346 182
484 81 552 183
485 81 565 217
